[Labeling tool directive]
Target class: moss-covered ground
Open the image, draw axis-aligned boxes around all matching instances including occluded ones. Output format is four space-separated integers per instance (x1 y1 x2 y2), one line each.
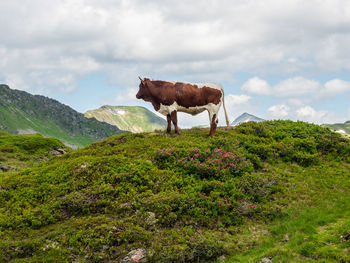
0 121 349 262
0 131 70 171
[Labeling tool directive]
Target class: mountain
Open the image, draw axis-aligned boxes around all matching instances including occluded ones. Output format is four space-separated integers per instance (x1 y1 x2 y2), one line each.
0 121 349 262
322 121 350 137
0 84 124 147
85 105 167 133
231 112 265 126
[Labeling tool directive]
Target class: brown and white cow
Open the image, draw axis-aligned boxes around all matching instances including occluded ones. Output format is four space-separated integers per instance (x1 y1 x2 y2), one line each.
136 77 230 136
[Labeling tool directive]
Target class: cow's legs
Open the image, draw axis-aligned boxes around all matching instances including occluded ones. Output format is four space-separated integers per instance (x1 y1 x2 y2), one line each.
171 110 180 135
166 114 171 134
209 112 218 137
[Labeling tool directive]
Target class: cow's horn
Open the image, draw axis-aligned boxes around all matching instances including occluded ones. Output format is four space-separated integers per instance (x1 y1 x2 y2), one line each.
138 76 143 81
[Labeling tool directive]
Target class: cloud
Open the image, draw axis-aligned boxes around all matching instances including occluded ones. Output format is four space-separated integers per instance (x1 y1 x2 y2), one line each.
273 77 321 97
295 106 336 124
225 94 251 105
266 102 344 124
241 77 271 95
268 104 290 118
319 79 350 98
1 0 350 96
242 76 350 100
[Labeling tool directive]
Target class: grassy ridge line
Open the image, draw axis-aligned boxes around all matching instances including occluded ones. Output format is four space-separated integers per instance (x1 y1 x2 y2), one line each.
0 120 349 262
0 131 70 171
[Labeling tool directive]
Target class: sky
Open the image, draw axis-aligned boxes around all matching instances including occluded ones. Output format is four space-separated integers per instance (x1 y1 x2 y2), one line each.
1 0 350 127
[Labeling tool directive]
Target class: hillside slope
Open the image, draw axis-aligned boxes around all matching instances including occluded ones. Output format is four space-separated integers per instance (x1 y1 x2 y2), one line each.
0 121 349 262
85 105 166 133
0 84 124 147
0 131 70 172
323 122 350 137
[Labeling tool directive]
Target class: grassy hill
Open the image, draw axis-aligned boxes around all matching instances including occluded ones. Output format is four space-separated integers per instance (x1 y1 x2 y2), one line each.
85 105 166 133
0 84 124 148
323 122 350 137
0 121 349 262
0 131 70 172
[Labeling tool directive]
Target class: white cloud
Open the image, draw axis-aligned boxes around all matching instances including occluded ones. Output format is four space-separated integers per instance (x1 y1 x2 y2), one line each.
0 0 349 127
1 0 350 95
295 106 334 124
112 87 140 106
241 77 271 95
320 79 350 98
5 74 29 91
273 77 322 97
225 94 251 105
268 104 290 118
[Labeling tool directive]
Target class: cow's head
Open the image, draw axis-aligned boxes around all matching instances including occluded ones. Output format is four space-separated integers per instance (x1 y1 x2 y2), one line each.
136 77 151 101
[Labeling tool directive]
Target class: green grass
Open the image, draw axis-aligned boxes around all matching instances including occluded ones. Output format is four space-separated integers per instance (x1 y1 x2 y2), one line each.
0 120 349 262
0 131 70 171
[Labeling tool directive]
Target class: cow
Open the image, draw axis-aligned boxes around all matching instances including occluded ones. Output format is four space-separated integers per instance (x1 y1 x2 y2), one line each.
136 77 230 137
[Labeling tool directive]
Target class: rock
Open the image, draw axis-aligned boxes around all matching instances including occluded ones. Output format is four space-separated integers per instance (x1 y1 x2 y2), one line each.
0 164 13 172
218 255 226 261
282 233 289 242
48 148 67 156
121 248 147 262
146 212 157 226
258 257 273 263
341 230 350 242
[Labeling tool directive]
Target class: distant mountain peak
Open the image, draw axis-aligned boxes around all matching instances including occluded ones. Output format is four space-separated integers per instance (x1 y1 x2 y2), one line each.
231 112 265 126
85 105 167 133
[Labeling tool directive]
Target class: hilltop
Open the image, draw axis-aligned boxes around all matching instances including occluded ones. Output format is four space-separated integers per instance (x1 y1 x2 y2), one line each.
0 131 70 172
0 84 125 148
85 105 166 133
0 121 349 262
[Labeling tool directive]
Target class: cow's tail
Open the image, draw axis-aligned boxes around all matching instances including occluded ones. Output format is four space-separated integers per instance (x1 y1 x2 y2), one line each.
221 89 230 128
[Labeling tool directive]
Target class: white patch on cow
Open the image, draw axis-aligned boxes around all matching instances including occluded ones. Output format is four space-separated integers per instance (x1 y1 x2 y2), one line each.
158 99 223 123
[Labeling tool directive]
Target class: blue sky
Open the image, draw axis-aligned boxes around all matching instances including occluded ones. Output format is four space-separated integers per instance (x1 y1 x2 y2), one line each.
1 0 350 127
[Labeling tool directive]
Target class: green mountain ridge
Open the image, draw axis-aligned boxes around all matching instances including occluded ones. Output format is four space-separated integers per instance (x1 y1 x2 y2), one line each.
85 105 167 133
0 84 125 147
322 122 350 137
0 121 349 262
